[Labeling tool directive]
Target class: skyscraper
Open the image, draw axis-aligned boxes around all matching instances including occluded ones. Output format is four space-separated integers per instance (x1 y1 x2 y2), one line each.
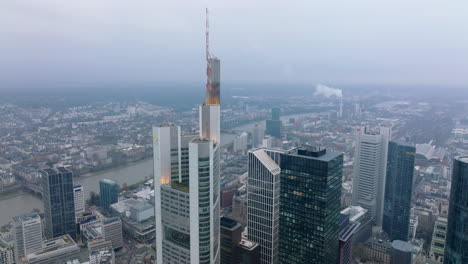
220 217 242 264
383 140 415 241
99 179 119 210
247 148 283 264
41 167 77 239
278 147 343 264
444 156 468 264
12 213 43 261
265 108 281 138
153 9 221 263
352 126 391 226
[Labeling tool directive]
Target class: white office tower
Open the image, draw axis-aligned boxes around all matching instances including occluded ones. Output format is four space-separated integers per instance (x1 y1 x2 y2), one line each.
154 125 220 264
247 148 283 264
352 126 391 227
12 213 43 262
73 184 85 221
252 124 265 148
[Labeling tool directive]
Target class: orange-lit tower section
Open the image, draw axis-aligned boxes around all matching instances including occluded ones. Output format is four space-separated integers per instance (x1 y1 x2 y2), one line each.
200 8 221 143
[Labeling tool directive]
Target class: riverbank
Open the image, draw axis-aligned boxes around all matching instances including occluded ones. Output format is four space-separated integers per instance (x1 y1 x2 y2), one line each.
0 186 24 201
79 156 153 178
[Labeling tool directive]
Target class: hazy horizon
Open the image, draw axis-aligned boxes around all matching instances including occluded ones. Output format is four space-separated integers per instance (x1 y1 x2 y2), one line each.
1 0 468 90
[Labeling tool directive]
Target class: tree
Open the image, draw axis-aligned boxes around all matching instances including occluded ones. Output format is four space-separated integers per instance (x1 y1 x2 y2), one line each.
87 191 100 206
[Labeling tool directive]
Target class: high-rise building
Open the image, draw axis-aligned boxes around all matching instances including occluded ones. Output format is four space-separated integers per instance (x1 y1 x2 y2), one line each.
41 167 77 239
101 217 123 250
444 156 468 264
232 132 248 152
352 126 391 226
383 140 415 241
99 179 119 210
252 124 265 148
12 213 43 261
265 108 281 138
279 147 343 264
0 238 16 264
247 148 282 264
338 214 360 264
238 239 260 264
153 10 221 263
430 216 447 263
73 184 85 220
220 217 242 264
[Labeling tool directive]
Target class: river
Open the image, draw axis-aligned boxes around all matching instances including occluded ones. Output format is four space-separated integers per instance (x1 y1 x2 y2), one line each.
0 112 317 225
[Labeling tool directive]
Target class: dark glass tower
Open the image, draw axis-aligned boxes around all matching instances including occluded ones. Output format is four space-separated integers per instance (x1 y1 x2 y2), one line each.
99 179 119 210
40 167 77 239
444 156 468 264
383 140 415 241
279 147 343 264
265 107 281 138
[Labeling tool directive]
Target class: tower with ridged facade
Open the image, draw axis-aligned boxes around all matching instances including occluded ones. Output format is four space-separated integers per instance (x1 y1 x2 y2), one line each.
153 9 221 264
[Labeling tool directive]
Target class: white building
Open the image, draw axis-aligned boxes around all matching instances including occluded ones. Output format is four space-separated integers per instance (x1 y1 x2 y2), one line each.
101 217 122 250
12 213 43 262
23 235 79 264
247 148 283 264
352 126 391 227
252 124 265 148
233 132 248 152
73 184 85 221
153 30 221 263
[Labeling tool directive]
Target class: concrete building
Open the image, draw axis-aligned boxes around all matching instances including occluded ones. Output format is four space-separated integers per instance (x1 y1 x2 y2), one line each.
220 217 242 264
12 213 43 261
341 206 373 243
73 184 85 220
237 239 260 264
0 238 16 264
429 217 447 263
445 156 468 264
408 214 418 241
352 126 391 227
364 236 392 264
232 132 248 152
22 235 79 264
101 217 123 250
41 167 77 239
279 147 343 264
247 148 282 264
339 214 360 264
252 124 264 148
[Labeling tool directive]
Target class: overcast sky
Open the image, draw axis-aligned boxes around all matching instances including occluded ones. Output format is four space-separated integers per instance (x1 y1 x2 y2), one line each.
1 0 467 89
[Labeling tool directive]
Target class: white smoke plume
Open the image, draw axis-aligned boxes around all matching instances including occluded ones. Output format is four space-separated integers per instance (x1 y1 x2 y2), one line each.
314 84 342 98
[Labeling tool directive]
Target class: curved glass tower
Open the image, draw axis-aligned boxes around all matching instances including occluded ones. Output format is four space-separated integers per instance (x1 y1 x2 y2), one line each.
444 156 468 264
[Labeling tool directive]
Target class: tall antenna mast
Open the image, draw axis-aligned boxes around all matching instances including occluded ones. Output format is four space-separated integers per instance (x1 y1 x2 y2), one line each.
205 8 212 104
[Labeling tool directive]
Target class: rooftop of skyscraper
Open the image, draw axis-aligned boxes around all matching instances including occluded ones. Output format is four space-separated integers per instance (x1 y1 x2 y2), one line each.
12 212 40 222
287 146 341 162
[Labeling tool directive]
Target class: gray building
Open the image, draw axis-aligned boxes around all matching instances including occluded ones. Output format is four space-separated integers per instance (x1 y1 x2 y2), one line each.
41 167 77 239
12 213 43 261
22 234 79 264
352 127 391 226
101 217 123 250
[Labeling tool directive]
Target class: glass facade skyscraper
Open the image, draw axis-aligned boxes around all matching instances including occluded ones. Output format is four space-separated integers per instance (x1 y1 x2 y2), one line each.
444 156 468 264
41 167 77 239
383 140 415 241
99 179 119 210
278 147 343 264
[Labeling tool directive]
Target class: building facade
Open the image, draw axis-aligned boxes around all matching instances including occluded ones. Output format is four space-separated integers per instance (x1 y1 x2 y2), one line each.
444 156 468 264
278 147 343 264
73 184 85 220
247 148 282 264
99 179 119 210
153 18 221 263
12 213 42 261
430 217 447 263
101 217 123 250
383 140 415 241
220 217 242 264
41 167 77 239
352 126 391 226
